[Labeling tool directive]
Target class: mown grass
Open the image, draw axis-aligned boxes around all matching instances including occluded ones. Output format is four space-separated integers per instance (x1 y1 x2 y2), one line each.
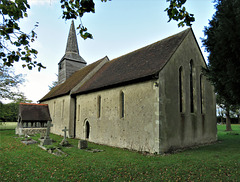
0 124 239 181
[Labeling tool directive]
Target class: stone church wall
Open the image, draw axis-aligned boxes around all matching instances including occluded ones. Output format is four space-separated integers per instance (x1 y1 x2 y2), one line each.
42 95 71 136
75 80 160 154
158 31 217 153
40 29 217 154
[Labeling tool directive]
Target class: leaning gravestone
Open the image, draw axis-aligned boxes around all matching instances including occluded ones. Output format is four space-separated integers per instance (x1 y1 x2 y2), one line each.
40 121 53 145
60 127 70 146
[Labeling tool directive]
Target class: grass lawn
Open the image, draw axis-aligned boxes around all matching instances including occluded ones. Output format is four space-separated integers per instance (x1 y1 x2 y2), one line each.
0 122 17 130
0 124 239 181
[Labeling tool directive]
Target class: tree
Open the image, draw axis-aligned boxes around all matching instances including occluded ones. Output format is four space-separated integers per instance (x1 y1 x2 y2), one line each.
216 94 240 130
202 0 240 107
1 0 194 70
216 95 232 131
0 101 18 122
0 63 26 101
0 0 45 71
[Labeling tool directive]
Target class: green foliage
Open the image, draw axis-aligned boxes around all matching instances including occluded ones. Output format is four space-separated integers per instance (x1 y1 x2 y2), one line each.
202 0 240 106
165 0 195 27
0 102 18 122
1 0 112 68
0 0 45 71
0 125 240 181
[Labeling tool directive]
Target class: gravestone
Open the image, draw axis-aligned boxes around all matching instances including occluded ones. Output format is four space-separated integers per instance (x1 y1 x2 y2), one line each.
78 140 88 149
40 121 53 145
60 127 70 146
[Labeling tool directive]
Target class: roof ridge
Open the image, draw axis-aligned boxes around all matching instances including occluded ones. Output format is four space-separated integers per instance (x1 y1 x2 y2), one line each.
158 28 191 72
70 56 109 95
110 28 191 63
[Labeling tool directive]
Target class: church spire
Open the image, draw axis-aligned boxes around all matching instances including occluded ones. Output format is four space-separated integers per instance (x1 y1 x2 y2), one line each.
61 20 86 63
58 20 87 84
65 21 79 54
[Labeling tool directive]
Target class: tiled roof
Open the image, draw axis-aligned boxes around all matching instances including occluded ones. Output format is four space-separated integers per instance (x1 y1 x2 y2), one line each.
39 57 106 102
18 103 51 121
73 28 190 94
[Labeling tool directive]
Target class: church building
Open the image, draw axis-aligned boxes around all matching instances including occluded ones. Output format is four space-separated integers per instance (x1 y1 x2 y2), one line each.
40 21 217 154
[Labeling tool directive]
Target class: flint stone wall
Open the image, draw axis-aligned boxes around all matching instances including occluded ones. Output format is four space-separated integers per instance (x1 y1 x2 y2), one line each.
16 127 47 136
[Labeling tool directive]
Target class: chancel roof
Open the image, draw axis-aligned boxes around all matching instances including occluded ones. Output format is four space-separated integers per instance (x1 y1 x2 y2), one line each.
40 57 106 102
18 103 51 121
73 28 191 94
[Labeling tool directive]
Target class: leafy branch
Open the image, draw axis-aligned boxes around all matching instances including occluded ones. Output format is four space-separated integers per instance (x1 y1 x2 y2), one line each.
165 0 195 27
60 0 110 40
0 0 45 71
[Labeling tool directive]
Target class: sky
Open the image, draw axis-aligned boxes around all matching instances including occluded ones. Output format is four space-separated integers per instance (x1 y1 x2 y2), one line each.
2 0 216 103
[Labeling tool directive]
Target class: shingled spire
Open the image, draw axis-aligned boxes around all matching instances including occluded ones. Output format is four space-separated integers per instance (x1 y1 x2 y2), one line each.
65 20 80 54
58 21 87 84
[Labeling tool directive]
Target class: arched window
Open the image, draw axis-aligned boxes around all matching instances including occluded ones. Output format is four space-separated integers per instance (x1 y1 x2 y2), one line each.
120 91 124 118
78 105 80 121
53 101 56 117
97 96 101 118
179 66 184 113
85 121 90 139
190 60 194 113
62 99 65 118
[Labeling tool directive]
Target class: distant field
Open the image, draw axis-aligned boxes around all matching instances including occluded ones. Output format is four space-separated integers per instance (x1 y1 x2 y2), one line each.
0 122 17 130
0 124 239 181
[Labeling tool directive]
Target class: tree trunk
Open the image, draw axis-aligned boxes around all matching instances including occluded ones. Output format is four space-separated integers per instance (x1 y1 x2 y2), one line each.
225 108 232 131
220 114 224 124
238 114 240 124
